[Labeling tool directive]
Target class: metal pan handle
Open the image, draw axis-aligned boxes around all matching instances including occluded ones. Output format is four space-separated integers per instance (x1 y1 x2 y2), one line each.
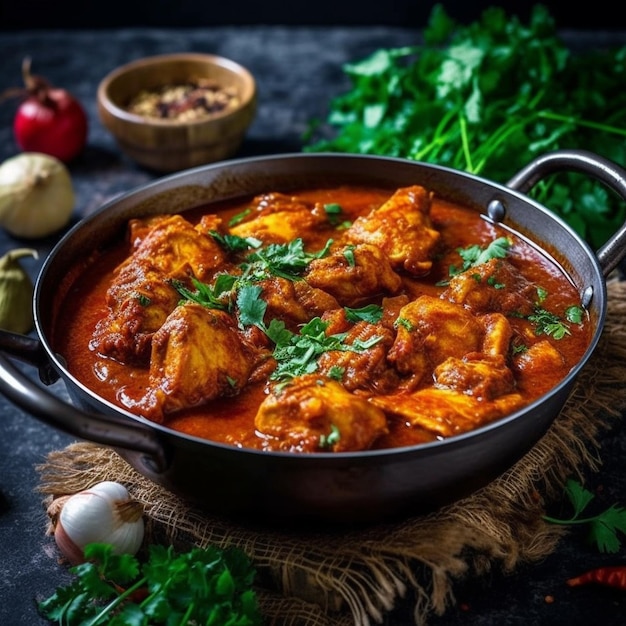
0 344 170 473
507 149 626 277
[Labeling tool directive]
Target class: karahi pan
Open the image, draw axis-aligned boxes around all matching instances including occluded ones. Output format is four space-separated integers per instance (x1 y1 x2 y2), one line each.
0 149 625 526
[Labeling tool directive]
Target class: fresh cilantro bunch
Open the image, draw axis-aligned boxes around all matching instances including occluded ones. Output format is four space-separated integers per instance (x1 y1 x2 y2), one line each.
544 479 626 553
306 3 626 248
38 542 262 626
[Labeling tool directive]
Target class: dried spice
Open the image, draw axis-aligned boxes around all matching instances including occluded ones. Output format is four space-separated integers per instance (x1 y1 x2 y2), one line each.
126 78 240 122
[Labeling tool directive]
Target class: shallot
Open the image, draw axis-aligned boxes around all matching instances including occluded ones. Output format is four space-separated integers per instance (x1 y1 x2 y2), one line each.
2 58 88 163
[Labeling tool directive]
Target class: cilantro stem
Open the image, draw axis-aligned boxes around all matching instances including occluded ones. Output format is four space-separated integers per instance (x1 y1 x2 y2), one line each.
411 106 459 161
471 114 537 175
178 602 195 626
85 576 148 626
542 514 605 526
538 110 626 138
458 113 474 172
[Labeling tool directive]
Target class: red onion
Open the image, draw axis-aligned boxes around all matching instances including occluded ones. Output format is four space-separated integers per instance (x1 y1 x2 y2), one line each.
2 58 88 163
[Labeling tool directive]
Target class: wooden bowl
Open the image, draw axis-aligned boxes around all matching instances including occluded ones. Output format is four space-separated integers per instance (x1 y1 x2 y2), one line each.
97 53 257 172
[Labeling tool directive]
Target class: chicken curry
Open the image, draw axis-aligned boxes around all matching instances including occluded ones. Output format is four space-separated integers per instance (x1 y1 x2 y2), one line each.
53 184 591 453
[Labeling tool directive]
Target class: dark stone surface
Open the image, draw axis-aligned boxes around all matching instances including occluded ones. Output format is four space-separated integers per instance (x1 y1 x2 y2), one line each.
1 26 626 626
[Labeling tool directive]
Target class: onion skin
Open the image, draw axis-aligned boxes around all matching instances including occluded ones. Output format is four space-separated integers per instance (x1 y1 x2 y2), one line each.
0 152 75 238
15 93 88 163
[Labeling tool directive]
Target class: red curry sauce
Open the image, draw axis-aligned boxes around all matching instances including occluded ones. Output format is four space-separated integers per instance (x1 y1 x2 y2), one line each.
52 185 591 452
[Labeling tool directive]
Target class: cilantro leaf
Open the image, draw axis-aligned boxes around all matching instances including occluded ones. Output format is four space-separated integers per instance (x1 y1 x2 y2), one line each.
452 237 511 276
244 238 332 281
236 284 267 329
171 275 235 311
210 230 262 252
439 236 511 285
543 479 626 553
590 505 626 554
528 307 572 339
344 304 383 323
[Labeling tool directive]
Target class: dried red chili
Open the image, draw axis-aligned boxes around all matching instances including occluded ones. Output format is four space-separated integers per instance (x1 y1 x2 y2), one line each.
567 565 626 590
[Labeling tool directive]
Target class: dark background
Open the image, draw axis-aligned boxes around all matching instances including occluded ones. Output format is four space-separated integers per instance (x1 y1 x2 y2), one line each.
0 1 623 31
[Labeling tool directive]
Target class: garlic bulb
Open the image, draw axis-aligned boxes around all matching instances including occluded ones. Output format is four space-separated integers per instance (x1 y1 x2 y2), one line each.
49 481 145 565
0 152 75 238
0 248 37 333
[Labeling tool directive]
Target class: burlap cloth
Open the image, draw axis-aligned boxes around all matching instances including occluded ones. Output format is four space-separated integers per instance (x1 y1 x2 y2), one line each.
37 278 626 626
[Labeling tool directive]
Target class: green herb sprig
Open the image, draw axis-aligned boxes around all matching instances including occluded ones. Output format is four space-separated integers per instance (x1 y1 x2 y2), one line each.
450 236 511 277
305 4 626 249
437 236 510 286
243 238 332 281
266 317 381 382
543 479 626 553
38 542 262 626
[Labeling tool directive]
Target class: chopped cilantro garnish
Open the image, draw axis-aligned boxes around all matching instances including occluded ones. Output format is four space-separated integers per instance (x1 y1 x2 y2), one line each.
528 307 572 340
324 203 352 229
451 237 511 277
228 207 253 227
344 303 383 323
267 317 382 382
328 365 345 381
395 317 414 331
319 423 341 449
171 276 234 311
236 284 267 329
566 305 584 324
244 238 333 281
210 230 262 252
343 244 356 267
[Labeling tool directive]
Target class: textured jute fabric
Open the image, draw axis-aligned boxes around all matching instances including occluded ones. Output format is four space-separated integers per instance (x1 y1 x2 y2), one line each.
37 279 626 626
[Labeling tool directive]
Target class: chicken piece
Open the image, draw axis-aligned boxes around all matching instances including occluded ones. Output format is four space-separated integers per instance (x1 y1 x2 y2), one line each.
442 258 537 316
371 387 525 438
230 192 327 245
123 213 227 282
305 243 403 306
345 185 440 276
434 353 516 399
257 276 340 328
480 312 513 357
127 215 174 249
90 259 180 364
90 214 229 365
512 339 568 395
380 295 411 330
317 321 399 394
137 303 256 422
255 375 388 453
387 295 484 388
196 213 227 238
